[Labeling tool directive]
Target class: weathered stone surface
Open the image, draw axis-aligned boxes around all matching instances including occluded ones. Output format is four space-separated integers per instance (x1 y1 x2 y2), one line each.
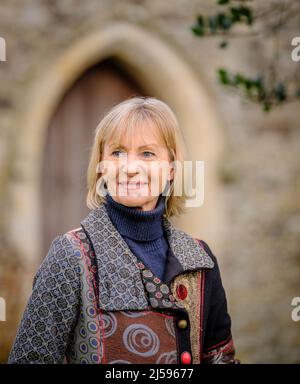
0 0 299 363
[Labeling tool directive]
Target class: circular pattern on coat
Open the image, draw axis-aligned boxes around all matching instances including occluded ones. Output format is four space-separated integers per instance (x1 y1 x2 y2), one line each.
162 299 172 307
149 298 158 308
156 350 177 364
146 282 156 293
70 348 77 360
89 337 100 350
86 305 97 318
123 324 160 357
91 352 100 363
87 321 99 334
108 360 131 364
120 311 149 318
79 326 87 338
160 284 170 294
86 290 94 303
165 317 175 338
142 270 153 278
79 342 88 354
99 313 117 338
80 357 89 364
137 262 145 270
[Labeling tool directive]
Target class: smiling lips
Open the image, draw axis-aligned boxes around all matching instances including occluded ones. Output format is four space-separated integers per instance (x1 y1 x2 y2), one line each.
118 182 148 190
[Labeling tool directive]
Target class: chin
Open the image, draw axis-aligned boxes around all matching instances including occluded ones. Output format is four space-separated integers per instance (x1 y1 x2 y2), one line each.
107 184 160 209
114 195 151 208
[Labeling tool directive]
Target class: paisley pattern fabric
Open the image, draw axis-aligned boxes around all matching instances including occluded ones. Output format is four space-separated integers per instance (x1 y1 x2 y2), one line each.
8 234 81 363
65 228 191 364
137 261 185 310
8 202 239 364
79 204 214 312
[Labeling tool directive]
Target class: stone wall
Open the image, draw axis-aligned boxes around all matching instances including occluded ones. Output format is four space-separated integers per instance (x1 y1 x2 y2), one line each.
0 0 299 363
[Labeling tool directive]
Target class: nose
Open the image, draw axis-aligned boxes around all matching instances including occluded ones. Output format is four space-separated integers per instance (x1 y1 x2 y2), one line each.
120 153 140 176
127 157 139 175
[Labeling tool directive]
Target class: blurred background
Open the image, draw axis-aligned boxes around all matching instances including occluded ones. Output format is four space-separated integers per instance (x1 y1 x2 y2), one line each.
0 0 300 363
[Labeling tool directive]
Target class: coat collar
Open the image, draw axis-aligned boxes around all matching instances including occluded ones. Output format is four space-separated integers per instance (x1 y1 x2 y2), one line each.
80 202 214 311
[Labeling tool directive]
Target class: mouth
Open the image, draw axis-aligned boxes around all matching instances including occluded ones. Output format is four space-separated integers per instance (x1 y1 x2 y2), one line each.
118 182 148 190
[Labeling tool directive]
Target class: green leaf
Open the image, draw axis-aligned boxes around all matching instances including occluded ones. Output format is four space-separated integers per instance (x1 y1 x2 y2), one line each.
233 73 245 85
229 6 253 25
240 6 253 25
218 68 231 84
191 24 204 36
230 7 241 23
191 16 205 36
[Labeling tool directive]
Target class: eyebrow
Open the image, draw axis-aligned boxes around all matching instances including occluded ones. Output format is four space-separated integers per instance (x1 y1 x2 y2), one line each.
109 143 160 150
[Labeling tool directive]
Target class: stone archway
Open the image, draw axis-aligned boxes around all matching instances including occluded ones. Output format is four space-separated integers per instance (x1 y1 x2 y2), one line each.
9 21 225 286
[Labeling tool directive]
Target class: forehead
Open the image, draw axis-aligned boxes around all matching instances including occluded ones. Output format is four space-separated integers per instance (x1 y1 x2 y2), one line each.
106 120 165 148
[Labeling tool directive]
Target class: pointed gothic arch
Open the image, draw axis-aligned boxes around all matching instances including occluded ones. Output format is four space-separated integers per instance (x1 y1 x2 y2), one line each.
9 21 225 280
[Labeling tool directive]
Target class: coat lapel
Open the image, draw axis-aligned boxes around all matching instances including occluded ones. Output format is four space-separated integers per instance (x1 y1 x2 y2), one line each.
80 203 214 311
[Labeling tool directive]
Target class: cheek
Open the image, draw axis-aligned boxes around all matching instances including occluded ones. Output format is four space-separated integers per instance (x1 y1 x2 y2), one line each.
147 162 171 184
146 162 160 180
158 161 172 180
100 159 119 181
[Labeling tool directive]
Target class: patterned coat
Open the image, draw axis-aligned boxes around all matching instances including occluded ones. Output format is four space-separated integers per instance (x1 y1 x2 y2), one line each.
8 203 239 364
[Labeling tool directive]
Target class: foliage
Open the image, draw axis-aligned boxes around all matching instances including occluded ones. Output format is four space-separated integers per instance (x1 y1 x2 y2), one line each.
191 0 300 111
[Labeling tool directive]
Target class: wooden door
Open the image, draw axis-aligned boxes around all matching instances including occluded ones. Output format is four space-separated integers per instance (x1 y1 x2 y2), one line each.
41 59 145 257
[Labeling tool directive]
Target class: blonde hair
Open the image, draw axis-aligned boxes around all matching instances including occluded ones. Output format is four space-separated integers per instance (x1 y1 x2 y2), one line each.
86 96 187 217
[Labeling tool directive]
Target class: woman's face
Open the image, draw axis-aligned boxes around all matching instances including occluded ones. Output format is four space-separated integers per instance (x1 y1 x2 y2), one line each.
100 124 174 211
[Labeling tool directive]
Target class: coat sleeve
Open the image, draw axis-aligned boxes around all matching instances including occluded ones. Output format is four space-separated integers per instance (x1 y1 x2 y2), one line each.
199 240 240 364
7 233 81 364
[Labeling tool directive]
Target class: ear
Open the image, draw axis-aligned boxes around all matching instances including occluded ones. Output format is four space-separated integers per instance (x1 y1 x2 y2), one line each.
168 163 175 182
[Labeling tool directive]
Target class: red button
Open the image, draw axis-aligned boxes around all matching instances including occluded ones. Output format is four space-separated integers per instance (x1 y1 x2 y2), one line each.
176 284 188 300
180 351 191 364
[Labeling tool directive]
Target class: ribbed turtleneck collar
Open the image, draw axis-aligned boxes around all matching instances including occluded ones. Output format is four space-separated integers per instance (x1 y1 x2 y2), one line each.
104 193 166 241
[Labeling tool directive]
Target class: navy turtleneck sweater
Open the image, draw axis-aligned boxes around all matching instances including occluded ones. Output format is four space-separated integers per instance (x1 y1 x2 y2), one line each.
104 193 169 281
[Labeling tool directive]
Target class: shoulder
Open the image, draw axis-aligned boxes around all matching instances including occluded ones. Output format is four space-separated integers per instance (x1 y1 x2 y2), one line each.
194 238 224 282
195 239 218 265
45 231 80 266
33 229 83 287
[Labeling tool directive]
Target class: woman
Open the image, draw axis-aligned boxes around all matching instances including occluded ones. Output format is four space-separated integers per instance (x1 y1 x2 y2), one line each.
8 96 239 364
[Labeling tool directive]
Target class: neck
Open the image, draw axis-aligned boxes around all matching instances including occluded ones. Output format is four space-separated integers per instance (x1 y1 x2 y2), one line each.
104 193 166 241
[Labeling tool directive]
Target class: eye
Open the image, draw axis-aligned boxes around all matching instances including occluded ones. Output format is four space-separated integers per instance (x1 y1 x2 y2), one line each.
111 150 127 157
142 151 155 158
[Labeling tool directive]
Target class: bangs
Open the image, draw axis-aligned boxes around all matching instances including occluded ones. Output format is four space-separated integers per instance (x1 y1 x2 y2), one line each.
103 108 166 150
101 108 174 160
